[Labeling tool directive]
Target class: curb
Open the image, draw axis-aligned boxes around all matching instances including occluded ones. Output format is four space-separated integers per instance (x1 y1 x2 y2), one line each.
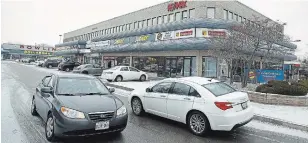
106 82 308 132
253 114 308 132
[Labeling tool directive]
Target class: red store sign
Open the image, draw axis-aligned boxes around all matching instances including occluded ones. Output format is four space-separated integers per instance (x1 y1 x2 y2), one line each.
168 1 187 11
208 31 226 37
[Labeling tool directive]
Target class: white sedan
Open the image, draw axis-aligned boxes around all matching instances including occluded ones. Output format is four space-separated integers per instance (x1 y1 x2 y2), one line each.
101 66 148 82
128 77 253 136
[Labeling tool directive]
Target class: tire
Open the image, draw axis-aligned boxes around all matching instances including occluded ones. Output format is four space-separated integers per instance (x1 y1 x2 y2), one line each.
115 75 123 82
48 65 52 68
82 71 88 74
65 67 70 72
45 113 58 142
187 111 210 136
131 97 144 116
31 97 38 116
139 75 146 82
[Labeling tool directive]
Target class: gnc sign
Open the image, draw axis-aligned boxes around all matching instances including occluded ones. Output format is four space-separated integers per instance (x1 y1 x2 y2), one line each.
168 1 187 12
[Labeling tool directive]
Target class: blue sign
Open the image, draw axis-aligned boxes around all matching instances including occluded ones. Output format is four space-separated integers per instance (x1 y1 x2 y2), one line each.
256 70 284 83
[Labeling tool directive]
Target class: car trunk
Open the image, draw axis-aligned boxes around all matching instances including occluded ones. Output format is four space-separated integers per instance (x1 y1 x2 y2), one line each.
215 91 250 112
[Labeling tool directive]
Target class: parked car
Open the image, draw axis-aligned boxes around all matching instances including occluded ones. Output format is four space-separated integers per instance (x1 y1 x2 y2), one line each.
128 77 253 136
101 66 148 82
35 60 45 67
43 59 60 68
31 73 128 141
72 64 105 76
58 61 81 72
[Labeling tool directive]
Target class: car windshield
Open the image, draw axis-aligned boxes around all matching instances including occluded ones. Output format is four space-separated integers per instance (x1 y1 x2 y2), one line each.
109 66 120 70
56 77 110 95
202 82 236 97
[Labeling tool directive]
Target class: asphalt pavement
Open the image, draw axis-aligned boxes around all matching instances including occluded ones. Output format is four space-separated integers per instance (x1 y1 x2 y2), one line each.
2 61 308 143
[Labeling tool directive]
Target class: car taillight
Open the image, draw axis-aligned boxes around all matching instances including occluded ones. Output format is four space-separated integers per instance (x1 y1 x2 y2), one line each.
214 102 233 111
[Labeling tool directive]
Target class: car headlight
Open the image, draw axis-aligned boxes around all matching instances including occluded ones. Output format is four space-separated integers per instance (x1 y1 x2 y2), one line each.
60 107 85 119
116 105 127 116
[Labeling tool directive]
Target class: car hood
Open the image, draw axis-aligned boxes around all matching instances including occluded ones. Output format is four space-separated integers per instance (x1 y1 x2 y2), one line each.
57 94 118 113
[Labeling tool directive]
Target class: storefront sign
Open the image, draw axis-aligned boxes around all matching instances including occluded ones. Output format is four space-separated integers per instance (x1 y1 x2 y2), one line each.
196 28 227 38
155 31 175 41
24 50 53 55
19 45 56 52
174 29 195 39
135 34 155 43
86 40 110 48
79 49 91 53
256 69 284 83
113 38 130 45
168 1 187 11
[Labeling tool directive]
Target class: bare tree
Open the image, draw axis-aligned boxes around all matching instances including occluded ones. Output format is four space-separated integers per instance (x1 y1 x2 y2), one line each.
210 17 291 87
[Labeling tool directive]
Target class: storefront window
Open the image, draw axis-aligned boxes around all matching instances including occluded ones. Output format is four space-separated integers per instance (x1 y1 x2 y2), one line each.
202 57 217 78
158 16 163 24
175 12 181 21
169 13 174 22
116 57 130 66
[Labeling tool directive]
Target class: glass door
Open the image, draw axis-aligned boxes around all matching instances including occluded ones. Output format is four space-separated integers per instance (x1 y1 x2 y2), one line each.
165 57 177 77
183 57 192 77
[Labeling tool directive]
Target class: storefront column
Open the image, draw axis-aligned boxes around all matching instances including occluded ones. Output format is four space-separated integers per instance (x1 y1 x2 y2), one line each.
129 55 133 66
196 53 202 77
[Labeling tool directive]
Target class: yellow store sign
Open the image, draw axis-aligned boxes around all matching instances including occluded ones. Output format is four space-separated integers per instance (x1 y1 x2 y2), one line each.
24 50 52 55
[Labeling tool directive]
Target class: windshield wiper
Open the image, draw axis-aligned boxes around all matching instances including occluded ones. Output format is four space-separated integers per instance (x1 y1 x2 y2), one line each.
58 93 76 96
82 92 109 95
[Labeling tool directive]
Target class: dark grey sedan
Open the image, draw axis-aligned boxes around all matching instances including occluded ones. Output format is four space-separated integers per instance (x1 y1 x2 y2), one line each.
31 73 128 141
72 64 104 76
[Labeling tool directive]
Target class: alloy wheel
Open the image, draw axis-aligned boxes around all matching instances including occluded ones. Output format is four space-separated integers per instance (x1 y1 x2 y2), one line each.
189 114 206 134
46 117 54 138
65 68 70 72
132 98 142 115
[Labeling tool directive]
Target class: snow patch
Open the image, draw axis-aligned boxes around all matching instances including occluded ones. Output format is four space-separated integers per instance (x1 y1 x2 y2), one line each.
251 102 308 126
246 120 308 139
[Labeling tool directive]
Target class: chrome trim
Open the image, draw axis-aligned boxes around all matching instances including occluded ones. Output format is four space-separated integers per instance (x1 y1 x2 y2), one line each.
88 111 114 114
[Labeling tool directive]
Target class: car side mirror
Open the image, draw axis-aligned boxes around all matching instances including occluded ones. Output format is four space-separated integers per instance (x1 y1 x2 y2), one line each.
41 87 52 97
109 88 115 93
146 88 151 92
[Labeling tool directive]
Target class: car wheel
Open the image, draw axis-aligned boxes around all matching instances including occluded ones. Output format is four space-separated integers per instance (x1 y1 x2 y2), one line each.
31 97 38 116
65 67 70 72
139 75 146 82
48 65 52 68
115 75 123 82
131 97 144 116
187 111 210 136
45 113 58 142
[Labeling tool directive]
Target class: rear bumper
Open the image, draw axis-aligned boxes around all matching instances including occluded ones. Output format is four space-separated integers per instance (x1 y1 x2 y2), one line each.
208 106 254 131
101 74 115 80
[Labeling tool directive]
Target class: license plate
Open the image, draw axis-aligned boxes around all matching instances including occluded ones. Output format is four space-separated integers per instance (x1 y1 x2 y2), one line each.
95 121 109 130
241 102 248 110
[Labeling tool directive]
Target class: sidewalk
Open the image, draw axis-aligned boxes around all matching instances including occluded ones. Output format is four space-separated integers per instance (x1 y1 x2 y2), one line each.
108 81 308 132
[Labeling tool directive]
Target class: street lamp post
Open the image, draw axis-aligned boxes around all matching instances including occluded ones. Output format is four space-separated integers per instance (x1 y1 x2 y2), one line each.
59 35 62 43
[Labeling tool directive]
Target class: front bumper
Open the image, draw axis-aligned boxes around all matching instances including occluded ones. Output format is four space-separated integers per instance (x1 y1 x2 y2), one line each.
53 111 128 137
101 73 115 80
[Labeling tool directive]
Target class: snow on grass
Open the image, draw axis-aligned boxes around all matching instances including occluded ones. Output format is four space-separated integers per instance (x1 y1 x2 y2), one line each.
246 120 308 139
251 102 308 126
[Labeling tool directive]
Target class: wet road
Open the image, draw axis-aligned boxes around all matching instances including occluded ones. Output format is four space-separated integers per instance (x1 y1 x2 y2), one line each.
2 61 308 143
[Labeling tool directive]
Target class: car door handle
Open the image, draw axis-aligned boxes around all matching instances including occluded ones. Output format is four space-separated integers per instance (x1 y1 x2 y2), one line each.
160 95 166 98
183 97 191 100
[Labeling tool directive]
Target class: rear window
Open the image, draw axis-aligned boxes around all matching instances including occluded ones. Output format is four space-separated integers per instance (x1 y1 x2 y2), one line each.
202 82 236 97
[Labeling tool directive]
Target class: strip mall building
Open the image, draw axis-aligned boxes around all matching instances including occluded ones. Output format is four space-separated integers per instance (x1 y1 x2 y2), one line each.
55 0 297 78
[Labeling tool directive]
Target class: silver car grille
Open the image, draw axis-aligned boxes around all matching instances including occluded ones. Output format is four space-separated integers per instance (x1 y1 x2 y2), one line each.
88 111 114 122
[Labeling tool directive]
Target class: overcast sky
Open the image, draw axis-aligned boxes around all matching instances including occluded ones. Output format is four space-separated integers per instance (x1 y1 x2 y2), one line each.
1 0 308 58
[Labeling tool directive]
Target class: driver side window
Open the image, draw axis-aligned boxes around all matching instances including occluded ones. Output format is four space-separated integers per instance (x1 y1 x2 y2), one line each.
152 82 173 93
42 76 51 87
